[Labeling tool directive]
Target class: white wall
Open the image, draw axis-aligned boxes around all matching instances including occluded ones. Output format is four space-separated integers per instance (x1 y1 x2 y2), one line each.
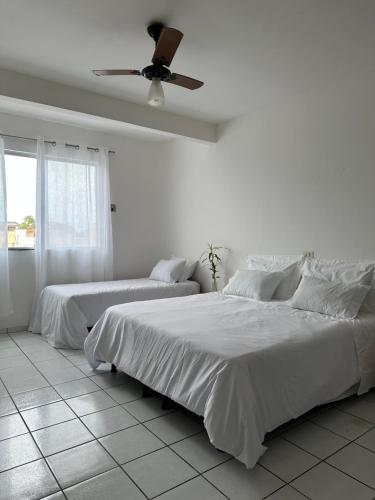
164 73 375 290
0 112 173 330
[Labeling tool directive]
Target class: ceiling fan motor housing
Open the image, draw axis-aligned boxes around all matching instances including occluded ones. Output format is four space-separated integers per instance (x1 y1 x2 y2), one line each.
141 64 171 81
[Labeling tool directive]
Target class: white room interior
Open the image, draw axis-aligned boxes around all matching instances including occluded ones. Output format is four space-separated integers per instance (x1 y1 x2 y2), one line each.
1 1 375 499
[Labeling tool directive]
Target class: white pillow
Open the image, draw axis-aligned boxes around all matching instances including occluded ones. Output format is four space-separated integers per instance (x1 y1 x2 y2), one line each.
288 275 370 319
223 269 284 301
302 259 374 286
172 256 198 281
246 255 303 300
149 258 186 283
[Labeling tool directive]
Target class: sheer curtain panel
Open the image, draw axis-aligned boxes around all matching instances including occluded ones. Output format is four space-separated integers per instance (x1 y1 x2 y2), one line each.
0 137 13 316
29 140 113 330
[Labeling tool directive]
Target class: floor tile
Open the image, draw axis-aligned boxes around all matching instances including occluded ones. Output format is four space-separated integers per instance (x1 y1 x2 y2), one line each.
0 396 16 417
156 476 226 500
0 365 49 394
124 396 174 422
259 437 319 482
327 442 375 488
312 408 374 440
66 390 116 416
356 427 375 452
13 386 61 411
123 447 196 498
41 493 65 500
36 359 84 385
171 432 230 472
0 380 7 398
204 459 284 500
81 406 137 438
144 412 203 444
0 458 59 500
33 418 94 456
265 485 307 499
21 344 63 362
291 462 375 500
46 440 116 489
0 433 41 471
105 381 143 404
0 354 31 371
283 421 348 459
0 413 28 440
54 378 99 399
338 398 375 423
99 424 164 463
64 467 146 500
0 346 22 358
22 401 76 431
65 352 89 367
90 371 131 389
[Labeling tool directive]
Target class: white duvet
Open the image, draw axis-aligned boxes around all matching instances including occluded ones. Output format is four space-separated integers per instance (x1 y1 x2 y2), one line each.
84 292 375 467
30 278 199 349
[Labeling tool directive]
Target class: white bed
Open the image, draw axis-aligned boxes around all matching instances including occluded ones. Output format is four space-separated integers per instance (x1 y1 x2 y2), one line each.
30 278 200 349
84 292 375 468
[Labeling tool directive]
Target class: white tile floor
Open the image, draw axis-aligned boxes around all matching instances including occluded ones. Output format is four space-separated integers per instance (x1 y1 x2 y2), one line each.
1 332 375 499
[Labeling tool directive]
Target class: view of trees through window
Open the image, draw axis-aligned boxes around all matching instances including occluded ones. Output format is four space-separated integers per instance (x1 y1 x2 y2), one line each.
5 154 37 248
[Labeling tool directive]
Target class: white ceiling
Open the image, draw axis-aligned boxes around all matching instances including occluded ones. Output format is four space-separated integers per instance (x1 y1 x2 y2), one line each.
0 0 374 123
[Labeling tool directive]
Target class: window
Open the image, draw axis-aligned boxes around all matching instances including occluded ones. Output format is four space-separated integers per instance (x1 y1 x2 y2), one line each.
5 153 37 249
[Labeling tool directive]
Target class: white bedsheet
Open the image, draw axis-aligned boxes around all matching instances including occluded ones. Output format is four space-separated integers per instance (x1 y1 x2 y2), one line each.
30 278 199 349
84 292 375 468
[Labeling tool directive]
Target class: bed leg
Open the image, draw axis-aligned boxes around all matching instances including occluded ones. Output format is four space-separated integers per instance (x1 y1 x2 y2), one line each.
161 396 173 410
111 364 117 373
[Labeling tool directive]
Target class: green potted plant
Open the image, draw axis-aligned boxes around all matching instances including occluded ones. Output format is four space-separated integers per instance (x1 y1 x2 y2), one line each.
200 243 227 291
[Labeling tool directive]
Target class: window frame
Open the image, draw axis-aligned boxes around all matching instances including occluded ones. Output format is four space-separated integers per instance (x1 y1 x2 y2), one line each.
5 149 37 251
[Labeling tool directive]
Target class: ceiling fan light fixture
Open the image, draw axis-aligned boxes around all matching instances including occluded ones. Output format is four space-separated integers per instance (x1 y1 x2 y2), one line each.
147 77 165 107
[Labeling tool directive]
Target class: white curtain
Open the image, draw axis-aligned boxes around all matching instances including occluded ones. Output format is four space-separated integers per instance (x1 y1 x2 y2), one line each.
29 139 113 329
0 137 13 316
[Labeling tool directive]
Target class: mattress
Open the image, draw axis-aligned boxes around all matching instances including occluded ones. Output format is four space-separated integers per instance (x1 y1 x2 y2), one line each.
30 278 200 349
84 292 375 468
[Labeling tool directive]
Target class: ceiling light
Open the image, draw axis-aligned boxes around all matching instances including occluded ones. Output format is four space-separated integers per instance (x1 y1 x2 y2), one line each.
147 78 165 107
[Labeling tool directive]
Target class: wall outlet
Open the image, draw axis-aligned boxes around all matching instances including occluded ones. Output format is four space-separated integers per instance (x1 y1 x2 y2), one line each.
110 204 117 213
303 250 315 259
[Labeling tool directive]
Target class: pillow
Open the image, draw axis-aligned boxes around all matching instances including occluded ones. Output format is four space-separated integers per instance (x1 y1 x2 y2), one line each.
223 269 284 301
302 259 374 286
149 258 186 283
288 275 370 319
246 255 304 300
172 255 198 281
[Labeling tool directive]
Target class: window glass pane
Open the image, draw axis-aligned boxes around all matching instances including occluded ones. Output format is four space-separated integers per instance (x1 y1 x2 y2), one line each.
5 154 37 248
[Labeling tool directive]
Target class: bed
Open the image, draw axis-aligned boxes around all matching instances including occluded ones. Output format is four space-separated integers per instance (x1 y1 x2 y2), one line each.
84 291 375 468
30 278 200 349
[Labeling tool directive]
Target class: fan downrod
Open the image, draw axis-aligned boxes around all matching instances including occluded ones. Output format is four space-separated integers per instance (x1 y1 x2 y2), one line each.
147 22 164 43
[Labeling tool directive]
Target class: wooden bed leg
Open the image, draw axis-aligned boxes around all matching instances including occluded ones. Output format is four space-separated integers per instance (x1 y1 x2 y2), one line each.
111 364 117 373
142 386 152 398
161 396 173 410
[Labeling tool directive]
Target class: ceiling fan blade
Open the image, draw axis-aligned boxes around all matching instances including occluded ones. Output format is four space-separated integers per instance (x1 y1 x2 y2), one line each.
92 69 141 76
168 73 204 90
152 28 184 67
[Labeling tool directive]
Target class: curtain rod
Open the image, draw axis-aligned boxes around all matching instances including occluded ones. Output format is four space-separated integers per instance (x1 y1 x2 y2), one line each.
0 133 115 154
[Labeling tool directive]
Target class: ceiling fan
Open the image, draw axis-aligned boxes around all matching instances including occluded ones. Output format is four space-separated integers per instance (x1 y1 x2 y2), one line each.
92 22 204 107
